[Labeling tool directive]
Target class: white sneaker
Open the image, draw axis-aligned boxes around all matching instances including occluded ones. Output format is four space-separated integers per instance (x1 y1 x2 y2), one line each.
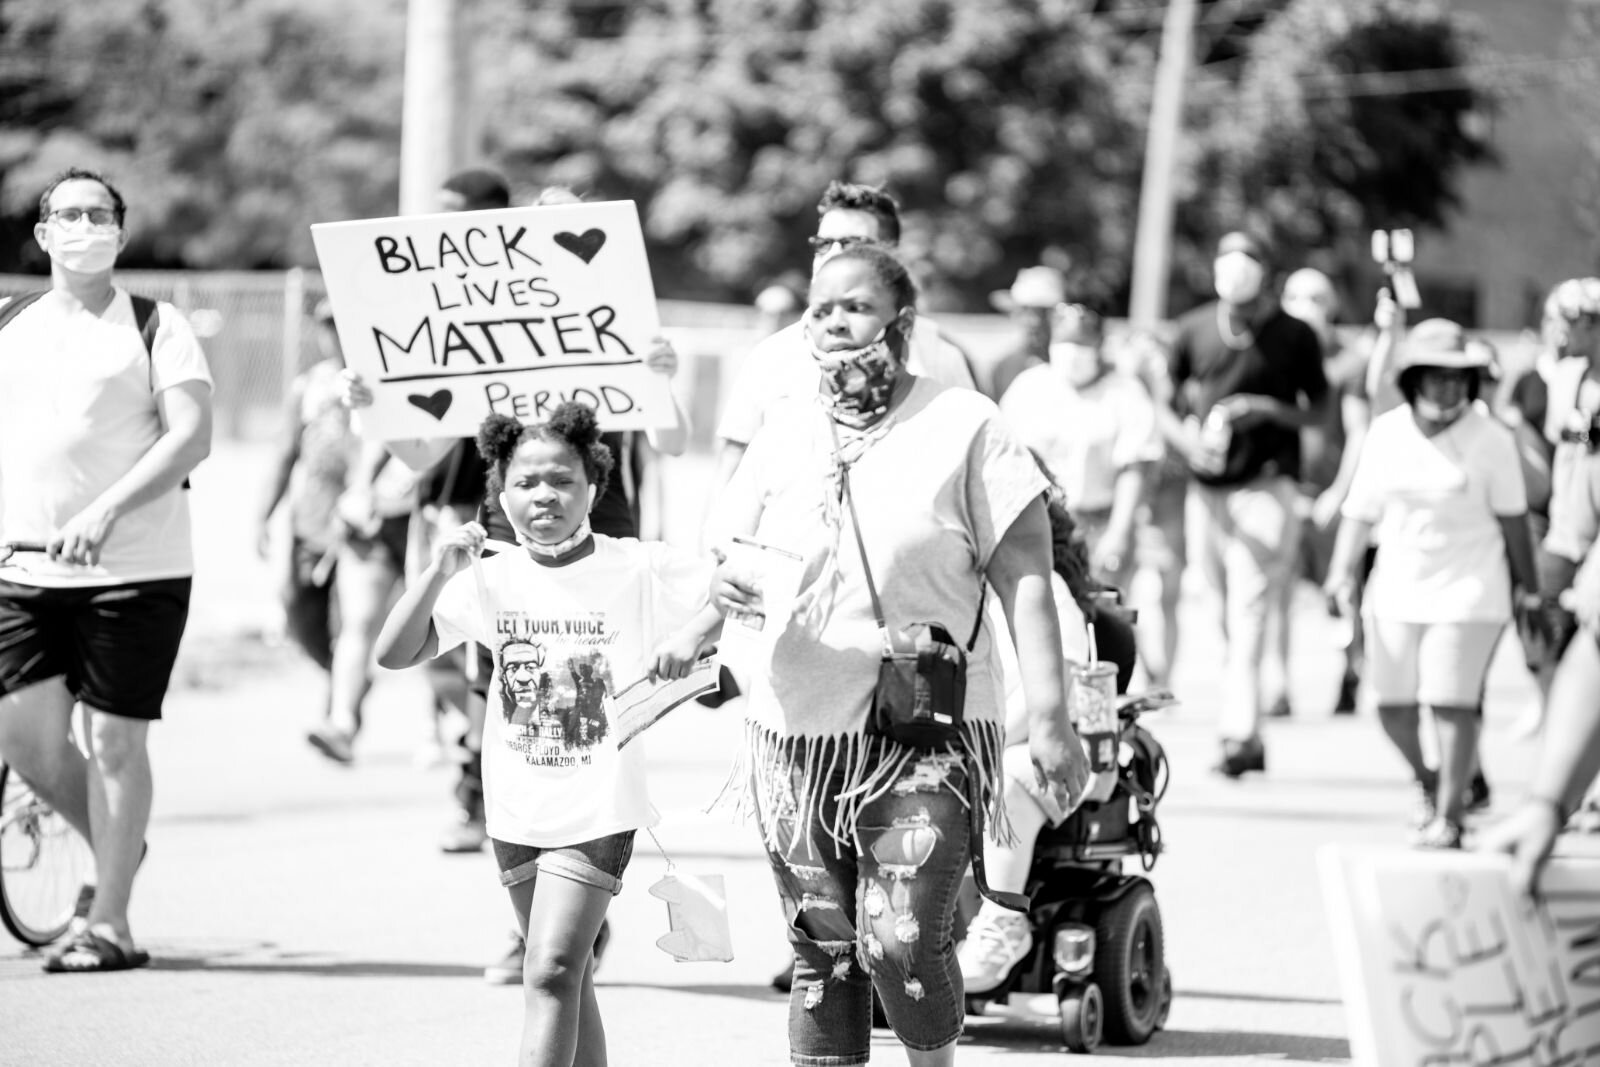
958 906 1033 994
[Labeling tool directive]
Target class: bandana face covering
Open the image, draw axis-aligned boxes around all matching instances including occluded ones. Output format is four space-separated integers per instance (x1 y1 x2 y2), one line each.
807 326 902 428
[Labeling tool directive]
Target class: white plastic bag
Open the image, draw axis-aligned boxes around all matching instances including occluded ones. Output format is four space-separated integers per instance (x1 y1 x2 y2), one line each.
648 869 734 963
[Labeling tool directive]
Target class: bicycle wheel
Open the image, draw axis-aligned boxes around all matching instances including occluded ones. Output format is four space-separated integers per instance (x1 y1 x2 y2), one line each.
0 762 92 947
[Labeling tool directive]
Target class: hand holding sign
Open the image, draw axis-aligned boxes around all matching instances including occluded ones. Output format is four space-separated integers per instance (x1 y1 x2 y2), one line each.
1320 847 1600 1067
311 201 674 442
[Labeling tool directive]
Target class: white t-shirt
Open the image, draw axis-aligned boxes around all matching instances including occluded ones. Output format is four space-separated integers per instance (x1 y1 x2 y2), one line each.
431 536 712 848
0 289 213 586
715 318 976 445
1541 356 1600 563
1342 406 1525 623
713 379 1047 738
998 366 1163 512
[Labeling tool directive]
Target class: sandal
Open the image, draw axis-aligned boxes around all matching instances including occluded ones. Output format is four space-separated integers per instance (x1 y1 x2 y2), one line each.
68 841 149 936
43 930 151 974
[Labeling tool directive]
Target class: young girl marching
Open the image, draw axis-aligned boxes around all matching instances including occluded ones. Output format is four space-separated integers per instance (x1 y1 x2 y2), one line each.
376 403 721 1067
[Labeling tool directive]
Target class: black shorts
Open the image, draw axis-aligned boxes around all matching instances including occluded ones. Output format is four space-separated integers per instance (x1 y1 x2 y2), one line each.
0 577 192 720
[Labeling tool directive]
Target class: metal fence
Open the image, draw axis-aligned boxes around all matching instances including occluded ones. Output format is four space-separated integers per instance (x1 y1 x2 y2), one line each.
0 269 1020 449
1 270 326 442
3 270 1542 445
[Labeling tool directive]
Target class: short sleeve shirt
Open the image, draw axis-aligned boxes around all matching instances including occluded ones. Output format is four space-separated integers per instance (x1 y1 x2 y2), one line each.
0 288 213 586
999 366 1162 512
288 360 357 550
431 537 712 847
1168 302 1328 486
715 317 976 445
1342 406 1525 623
713 379 1048 738
1542 357 1600 563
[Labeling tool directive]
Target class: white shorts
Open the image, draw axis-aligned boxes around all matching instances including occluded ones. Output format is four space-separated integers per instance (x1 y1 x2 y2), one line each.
1366 617 1505 709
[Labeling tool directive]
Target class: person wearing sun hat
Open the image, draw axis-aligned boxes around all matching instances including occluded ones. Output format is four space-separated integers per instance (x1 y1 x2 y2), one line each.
984 265 1068 402
1155 230 1329 777
1324 318 1541 850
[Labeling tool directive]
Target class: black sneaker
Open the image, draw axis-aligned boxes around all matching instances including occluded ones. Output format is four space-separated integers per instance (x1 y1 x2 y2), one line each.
1464 772 1491 814
1212 737 1266 778
1333 671 1359 715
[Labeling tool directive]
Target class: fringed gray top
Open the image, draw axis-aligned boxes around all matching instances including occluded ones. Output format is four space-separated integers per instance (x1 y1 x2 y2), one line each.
710 378 1049 850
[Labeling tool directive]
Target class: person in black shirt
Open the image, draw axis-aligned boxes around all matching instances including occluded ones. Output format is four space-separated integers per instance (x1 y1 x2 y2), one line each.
1155 232 1329 777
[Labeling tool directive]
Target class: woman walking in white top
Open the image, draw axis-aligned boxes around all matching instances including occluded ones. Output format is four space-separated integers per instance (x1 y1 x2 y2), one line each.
1324 319 1541 849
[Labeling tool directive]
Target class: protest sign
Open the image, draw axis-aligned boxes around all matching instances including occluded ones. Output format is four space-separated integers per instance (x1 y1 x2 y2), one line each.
310 201 674 442
611 657 722 749
1319 846 1600 1067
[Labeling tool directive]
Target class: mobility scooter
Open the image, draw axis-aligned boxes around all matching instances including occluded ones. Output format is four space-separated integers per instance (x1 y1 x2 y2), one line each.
960 598 1176 1054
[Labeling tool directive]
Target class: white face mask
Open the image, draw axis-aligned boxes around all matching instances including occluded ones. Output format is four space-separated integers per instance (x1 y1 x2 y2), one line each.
1214 252 1265 306
1413 396 1468 424
48 230 121 275
1049 341 1102 388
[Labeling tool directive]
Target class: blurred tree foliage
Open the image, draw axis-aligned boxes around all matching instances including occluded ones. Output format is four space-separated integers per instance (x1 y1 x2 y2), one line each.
0 0 1499 312
1568 1 1600 257
0 0 405 271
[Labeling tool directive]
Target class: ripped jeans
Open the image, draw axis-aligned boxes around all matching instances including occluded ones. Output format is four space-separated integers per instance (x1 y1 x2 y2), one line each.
759 749 972 1066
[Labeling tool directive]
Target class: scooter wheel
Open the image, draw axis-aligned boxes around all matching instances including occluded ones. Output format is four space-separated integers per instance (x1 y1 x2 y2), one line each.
1155 967 1173 1030
964 995 990 1017
1059 982 1104 1053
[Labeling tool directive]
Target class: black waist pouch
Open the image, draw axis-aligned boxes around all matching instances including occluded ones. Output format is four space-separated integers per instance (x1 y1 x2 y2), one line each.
868 623 966 749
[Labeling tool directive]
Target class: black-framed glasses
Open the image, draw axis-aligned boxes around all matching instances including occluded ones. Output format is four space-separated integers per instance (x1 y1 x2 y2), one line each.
47 207 119 230
808 234 870 255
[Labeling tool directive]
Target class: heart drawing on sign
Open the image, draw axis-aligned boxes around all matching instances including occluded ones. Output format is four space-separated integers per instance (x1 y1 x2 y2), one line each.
408 390 453 420
554 229 607 264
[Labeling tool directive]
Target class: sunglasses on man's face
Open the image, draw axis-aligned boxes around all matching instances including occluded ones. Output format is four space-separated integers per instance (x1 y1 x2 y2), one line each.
808 235 871 256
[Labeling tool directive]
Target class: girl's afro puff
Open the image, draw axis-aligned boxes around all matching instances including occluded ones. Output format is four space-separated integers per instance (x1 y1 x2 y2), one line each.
476 403 614 500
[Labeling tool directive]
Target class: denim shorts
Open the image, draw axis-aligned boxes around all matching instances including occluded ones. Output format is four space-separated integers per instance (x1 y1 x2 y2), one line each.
491 831 635 895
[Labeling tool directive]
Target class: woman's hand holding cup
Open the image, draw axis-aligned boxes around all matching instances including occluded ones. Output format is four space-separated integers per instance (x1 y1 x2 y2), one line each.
709 546 764 620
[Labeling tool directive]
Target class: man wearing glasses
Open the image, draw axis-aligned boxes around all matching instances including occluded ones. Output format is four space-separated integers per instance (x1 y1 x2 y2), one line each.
0 168 213 971
712 181 977 488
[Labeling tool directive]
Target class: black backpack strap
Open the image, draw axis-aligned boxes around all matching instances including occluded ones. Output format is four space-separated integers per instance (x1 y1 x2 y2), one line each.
130 295 160 384
127 294 191 490
0 291 49 335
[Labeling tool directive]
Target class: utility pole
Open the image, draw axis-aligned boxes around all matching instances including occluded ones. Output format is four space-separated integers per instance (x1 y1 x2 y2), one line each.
1128 0 1198 327
399 0 476 214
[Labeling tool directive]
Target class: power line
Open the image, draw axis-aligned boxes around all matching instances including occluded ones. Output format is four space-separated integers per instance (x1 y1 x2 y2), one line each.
1194 53 1600 101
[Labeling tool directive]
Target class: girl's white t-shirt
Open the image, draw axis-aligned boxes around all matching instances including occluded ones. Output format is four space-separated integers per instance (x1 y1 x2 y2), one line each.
1342 406 1525 623
432 536 712 848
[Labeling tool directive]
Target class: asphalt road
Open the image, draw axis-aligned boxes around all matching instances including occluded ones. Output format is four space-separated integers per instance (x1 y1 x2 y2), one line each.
3 444 1595 1065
